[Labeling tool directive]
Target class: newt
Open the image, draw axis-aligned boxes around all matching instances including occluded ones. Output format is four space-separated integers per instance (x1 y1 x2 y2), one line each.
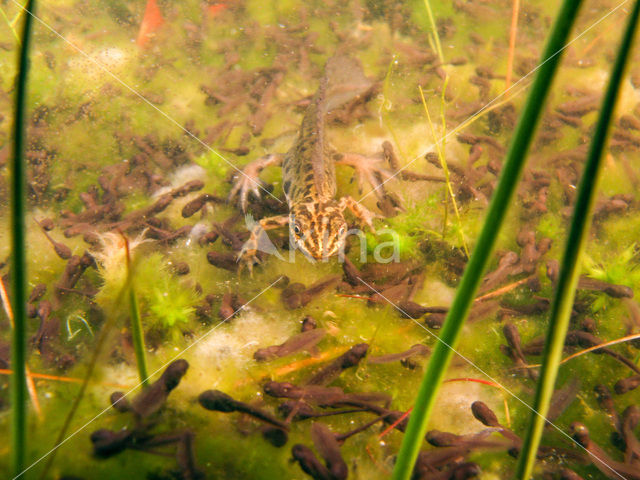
229 55 395 269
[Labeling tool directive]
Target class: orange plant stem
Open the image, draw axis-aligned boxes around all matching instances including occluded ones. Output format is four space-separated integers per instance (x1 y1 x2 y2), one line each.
505 0 521 91
0 368 131 389
0 276 42 418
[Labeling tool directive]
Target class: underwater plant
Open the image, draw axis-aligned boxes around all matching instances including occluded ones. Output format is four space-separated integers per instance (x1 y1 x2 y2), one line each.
516 2 640 476
10 0 35 477
392 0 586 477
146 268 198 333
4 1 640 479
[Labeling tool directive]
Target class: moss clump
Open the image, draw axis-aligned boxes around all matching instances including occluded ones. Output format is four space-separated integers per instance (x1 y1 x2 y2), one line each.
134 252 201 338
145 271 198 330
92 234 200 341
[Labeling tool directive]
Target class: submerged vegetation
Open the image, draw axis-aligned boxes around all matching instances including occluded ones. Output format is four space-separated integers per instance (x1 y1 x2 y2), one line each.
10 0 35 476
2 0 640 479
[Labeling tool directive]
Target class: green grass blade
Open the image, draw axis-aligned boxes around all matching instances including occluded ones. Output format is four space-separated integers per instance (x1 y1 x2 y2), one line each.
124 234 149 386
514 2 640 478
391 1 584 478
11 1 35 477
128 283 149 386
38 275 133 478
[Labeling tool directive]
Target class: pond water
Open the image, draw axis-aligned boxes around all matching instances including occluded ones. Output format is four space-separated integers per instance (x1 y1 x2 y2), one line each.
1 0 639 478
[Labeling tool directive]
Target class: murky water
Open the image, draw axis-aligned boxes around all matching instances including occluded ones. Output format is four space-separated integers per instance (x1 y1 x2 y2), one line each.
0 1 639 478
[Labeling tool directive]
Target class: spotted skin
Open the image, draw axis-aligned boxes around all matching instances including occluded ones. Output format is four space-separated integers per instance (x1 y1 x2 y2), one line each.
289 201 347 260
230 56 381 270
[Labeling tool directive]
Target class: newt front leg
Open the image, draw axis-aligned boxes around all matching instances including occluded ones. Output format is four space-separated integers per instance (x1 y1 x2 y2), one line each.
228 153 284 212
237 214 289 274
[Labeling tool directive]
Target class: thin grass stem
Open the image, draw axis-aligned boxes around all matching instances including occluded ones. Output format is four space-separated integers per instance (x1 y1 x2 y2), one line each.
391 1 584 478
10 0 35 476
423 0 444 64
514 2 640 477
380 54 408 162
438 79 450 242
506 0 520 90
559 332 640 365
523 332 640 369
128 287 148 384
124 235 149 386
38 277 129 479
0 4 21 44
418 85 468 257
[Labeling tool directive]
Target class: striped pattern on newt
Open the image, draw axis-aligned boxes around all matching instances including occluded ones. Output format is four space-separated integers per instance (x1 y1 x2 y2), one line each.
229 55 396 270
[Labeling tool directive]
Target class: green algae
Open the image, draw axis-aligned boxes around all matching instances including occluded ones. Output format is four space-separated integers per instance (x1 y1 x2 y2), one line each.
1 0 639 478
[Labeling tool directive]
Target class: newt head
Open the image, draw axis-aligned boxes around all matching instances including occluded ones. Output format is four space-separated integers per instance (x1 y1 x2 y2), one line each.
290 201 347 261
